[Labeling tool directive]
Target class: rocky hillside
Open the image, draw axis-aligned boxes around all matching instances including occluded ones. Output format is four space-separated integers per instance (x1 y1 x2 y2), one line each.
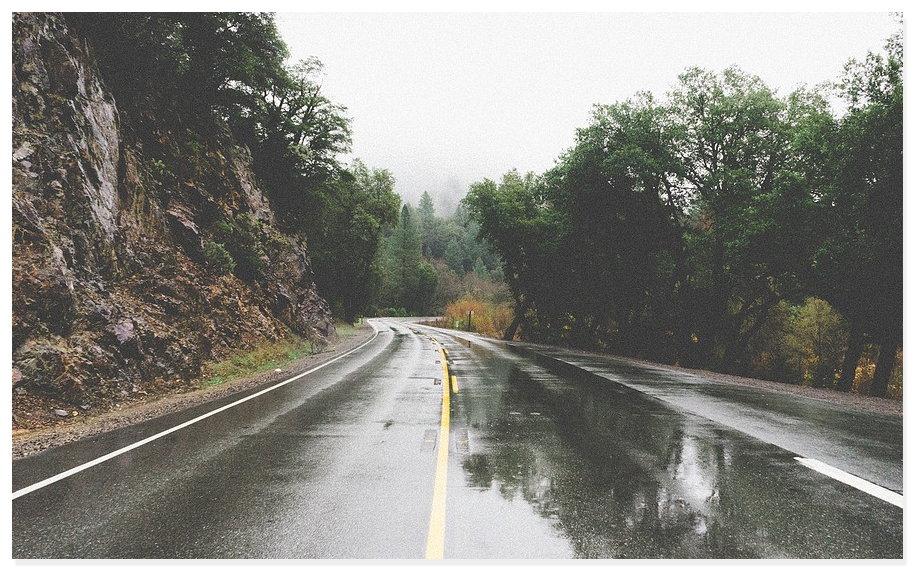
12 13 335 429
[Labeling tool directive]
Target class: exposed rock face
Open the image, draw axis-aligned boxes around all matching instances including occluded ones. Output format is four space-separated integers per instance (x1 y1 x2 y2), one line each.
12 13 335 428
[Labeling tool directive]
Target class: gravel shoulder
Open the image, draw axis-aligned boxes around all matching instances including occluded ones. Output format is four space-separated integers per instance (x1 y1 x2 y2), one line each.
12 323 376 459
545 344 904 417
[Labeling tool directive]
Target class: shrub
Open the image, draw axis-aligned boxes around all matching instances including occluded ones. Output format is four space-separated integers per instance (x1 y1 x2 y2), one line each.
202 335 317 388
443 296 513 338
202 241 235 275
211 213 272 279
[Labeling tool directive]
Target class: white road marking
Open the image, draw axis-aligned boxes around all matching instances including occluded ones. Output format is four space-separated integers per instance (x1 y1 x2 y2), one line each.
12 324 381 500
795 457 903 508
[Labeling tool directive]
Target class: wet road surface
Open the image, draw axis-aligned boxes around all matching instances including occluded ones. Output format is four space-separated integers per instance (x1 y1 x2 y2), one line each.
12 319 903 558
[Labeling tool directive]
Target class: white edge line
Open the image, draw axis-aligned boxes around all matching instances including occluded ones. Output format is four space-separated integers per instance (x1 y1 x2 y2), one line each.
12 322 381 501
795 457 904 509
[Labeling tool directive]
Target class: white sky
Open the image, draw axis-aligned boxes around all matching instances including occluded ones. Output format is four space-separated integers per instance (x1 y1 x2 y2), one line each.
275 11 899 211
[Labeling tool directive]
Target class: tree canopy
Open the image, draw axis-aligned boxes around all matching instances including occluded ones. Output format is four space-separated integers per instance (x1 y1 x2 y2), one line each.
465 34 902 397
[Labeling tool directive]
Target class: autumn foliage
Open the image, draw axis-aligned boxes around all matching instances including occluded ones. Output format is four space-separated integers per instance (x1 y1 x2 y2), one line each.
440 297 514 339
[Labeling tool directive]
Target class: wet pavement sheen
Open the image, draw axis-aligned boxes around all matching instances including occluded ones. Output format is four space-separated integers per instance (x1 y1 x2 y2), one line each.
436 331 902 558
12 319 903 558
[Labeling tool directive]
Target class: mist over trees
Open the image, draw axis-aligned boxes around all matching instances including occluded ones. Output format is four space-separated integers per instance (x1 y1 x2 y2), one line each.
376 192 507 318
465 31 902 397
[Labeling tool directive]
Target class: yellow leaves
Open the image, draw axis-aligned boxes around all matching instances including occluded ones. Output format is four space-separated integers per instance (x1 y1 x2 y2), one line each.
443 296 513 338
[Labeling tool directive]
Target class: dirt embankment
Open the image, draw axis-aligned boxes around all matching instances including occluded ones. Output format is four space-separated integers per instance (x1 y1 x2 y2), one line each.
12 324 375 460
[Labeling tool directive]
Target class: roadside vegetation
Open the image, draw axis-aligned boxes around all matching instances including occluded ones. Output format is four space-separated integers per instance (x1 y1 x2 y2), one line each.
425 298 514 339
202 336 317 388
202 321 364 388
463 25 902 398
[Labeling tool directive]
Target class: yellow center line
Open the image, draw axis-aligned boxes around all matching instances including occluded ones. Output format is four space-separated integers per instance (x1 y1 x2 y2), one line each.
442 348 458 393
425 340 451 559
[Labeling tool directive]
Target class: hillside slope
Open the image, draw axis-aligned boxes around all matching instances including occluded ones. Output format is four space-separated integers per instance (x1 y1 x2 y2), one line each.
12 13 335 429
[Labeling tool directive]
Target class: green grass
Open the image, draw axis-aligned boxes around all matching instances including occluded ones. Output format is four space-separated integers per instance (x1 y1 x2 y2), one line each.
200 320 364 389
202 335 317 389
334 319 362 338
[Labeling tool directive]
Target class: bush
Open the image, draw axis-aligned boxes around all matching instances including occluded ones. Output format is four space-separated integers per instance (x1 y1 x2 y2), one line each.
202 241 235 275
378 307 409 317
202 335 317 388
443 296 513 338
212 213 276 280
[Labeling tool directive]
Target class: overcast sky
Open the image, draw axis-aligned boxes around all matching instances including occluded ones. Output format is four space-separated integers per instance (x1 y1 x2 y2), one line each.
275 11 899 211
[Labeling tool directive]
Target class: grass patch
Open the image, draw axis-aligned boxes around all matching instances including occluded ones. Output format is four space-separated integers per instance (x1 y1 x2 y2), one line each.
202 335 318 389
334 319 363 338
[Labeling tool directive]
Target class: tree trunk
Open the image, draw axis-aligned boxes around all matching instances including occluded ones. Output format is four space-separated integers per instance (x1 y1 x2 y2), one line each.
503 315 521 341
870 340 898 398
722 301 774 376
699 238 728 369
670 242 693 367
836 321 864 392
503 300 526 341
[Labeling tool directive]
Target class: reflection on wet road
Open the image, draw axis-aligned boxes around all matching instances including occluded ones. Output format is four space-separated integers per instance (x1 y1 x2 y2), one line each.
12 319 903 559
434 326 902 558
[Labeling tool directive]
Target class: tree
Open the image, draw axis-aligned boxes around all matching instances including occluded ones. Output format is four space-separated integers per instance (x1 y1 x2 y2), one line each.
465 171 564 341
381 205 439 315
309 160 400 322
67 13 287 114
236 56 353 227
809 31 903 396
665 66 806 370
417 191 453 259
542 94 684 355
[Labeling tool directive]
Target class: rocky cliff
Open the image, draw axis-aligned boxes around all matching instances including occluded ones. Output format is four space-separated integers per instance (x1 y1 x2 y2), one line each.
12 13 335 429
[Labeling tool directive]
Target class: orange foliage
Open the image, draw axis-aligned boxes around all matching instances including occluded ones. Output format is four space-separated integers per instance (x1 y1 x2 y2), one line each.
443 296 513 338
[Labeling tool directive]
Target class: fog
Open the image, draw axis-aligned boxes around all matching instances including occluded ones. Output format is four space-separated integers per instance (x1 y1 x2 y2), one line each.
276 11 898 213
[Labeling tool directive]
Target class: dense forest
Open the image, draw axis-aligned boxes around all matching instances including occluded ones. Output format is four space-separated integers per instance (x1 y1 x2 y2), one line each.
376 193 507 318
464 29 902 398
48 13 901 402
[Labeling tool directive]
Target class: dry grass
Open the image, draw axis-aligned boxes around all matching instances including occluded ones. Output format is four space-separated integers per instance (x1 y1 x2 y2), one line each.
202 320 364 388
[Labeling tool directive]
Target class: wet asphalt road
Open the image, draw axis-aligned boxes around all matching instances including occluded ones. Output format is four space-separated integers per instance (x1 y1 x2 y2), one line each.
12 319 903 558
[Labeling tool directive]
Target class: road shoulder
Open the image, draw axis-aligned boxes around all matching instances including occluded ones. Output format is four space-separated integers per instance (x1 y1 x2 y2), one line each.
12 323 376 459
